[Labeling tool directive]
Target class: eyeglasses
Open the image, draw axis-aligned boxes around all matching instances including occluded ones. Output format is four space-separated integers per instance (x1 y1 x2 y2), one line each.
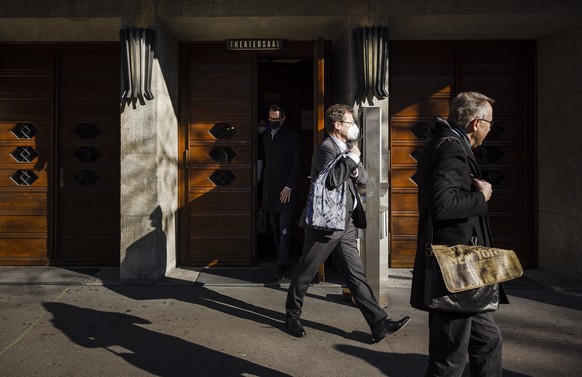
479 119 494 126
340 120 355 126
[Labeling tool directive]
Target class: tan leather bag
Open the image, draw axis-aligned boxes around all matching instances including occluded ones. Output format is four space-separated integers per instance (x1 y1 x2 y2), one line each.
430 244 523 293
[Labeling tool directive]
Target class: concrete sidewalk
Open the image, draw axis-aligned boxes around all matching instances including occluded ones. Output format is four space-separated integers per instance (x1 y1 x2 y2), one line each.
0 267 581 376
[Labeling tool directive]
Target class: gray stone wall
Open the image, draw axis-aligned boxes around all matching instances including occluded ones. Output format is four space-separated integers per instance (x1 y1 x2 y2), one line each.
120 27 179 283
537 25 582 280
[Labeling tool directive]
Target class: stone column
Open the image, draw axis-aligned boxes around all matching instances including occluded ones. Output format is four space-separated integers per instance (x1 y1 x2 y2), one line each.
119 5 179 283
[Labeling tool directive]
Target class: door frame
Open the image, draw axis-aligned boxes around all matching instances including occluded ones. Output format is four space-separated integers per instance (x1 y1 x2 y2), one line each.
177 40 331 266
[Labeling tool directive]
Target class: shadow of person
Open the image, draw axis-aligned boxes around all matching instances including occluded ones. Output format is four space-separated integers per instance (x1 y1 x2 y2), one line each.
121 206 167 282
43 302 290 377
107 283 371 344
334 344 533 377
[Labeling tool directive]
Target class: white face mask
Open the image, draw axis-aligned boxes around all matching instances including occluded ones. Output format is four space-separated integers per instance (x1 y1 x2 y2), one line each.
347 123 359 141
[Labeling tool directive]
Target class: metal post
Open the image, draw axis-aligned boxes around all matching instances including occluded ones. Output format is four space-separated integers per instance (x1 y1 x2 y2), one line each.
362 106 390 307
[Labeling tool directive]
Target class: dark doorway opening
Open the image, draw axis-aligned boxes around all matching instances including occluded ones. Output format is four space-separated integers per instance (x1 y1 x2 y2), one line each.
256 57 314 266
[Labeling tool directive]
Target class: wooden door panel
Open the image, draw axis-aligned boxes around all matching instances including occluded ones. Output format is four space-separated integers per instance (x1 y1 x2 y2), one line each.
189 97 252 120
0 144 50 164
0 77 54 94
59 191 119 211
389 41 535 268
55 47 120 265
190 75 252 97
183 45 254 266
188 52 253 73
0 168 49 186
391 216 419 235
463 76 525 94
391 145 422 165
190 214 251 235
391 193 418 212
0 192 47 210
0 99 53 118
0 215 47 233
189 120 252 142
57 238 118 261
60 98 120 118
0 45 120 265
58 121 120 143
189 192 251 212
390 98 450 118
188 167 252 190
58 145 119 165
487 193 526 213
186 237 252 265
391 169 419 189
189 145 252 165
59 167 119 187
0 239 47 259
59 75 120 96
390 76 453 94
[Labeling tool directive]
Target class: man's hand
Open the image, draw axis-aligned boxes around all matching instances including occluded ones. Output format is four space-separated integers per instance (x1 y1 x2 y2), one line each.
473 178 492 202
349 144 361 157
279 187 292 203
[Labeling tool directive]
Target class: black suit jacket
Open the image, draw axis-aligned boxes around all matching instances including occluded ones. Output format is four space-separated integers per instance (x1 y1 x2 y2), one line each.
262 125 302 213
301 137 368 238
410 118 495 311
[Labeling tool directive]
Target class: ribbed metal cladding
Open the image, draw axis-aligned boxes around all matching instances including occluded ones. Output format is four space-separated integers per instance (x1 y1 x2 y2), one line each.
120 28 156 100
353 26 389 100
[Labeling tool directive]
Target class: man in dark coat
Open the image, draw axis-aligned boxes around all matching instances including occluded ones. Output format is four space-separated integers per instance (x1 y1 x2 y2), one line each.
285 104 410 342
262 104 302 280
411 92 502 376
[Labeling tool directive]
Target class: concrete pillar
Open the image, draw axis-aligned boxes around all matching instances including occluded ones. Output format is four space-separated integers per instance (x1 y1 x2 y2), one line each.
361 106 391 307
119 5 179 283
332 22 391 305
537 25 582 280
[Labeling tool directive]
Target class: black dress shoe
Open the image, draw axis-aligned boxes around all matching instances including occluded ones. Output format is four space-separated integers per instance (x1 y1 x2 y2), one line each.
285 316 306 337
371 316 411 343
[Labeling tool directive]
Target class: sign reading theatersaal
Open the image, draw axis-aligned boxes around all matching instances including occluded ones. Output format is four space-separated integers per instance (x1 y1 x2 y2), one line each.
227 39 284 51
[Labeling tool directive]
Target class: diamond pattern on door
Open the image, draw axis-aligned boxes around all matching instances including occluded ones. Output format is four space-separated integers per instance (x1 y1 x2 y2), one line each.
389 41 535 268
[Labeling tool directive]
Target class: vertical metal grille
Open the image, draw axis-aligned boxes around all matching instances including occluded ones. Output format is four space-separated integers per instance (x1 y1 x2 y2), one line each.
120 28 156 100
354 26 389 100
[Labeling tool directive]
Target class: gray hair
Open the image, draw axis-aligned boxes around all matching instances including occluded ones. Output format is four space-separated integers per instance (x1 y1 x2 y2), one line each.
448 92 495 131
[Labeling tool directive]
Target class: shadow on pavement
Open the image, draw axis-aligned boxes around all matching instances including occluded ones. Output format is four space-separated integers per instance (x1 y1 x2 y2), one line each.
106 281 373 344
43 301 291 377
335 344 533 377
502 275 582 311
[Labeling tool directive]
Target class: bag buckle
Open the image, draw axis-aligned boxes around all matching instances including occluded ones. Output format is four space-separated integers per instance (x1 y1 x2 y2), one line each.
425 243 433 256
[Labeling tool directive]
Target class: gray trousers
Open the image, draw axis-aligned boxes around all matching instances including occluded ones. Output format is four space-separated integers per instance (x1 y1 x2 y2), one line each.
285 222 387 328
426 311 502 377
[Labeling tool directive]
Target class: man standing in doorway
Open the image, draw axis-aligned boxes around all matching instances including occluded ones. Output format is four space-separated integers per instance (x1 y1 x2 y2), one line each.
262 104 302 281
411 92 503 376
285 104 411 342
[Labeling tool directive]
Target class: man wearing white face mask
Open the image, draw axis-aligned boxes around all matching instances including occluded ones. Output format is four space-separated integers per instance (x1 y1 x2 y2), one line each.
284 104 411 342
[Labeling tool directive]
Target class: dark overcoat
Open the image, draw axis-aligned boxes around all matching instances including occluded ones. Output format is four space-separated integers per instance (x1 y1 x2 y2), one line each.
262 125 302 213
410 118 494 311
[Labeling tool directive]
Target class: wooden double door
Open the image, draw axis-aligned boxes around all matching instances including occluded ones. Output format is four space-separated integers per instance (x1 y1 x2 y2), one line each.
389 41 536 268
0 44 120 265
179 41 328 266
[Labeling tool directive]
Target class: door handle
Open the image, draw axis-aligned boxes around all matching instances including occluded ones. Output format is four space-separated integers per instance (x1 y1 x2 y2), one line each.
184 149 189 170
59 167 64 188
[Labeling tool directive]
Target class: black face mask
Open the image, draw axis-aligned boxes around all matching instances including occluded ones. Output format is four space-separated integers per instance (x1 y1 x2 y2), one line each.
268 120 283 130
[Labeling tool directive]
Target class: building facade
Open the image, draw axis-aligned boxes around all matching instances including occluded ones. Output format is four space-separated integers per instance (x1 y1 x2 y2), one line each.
1 0 581 285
